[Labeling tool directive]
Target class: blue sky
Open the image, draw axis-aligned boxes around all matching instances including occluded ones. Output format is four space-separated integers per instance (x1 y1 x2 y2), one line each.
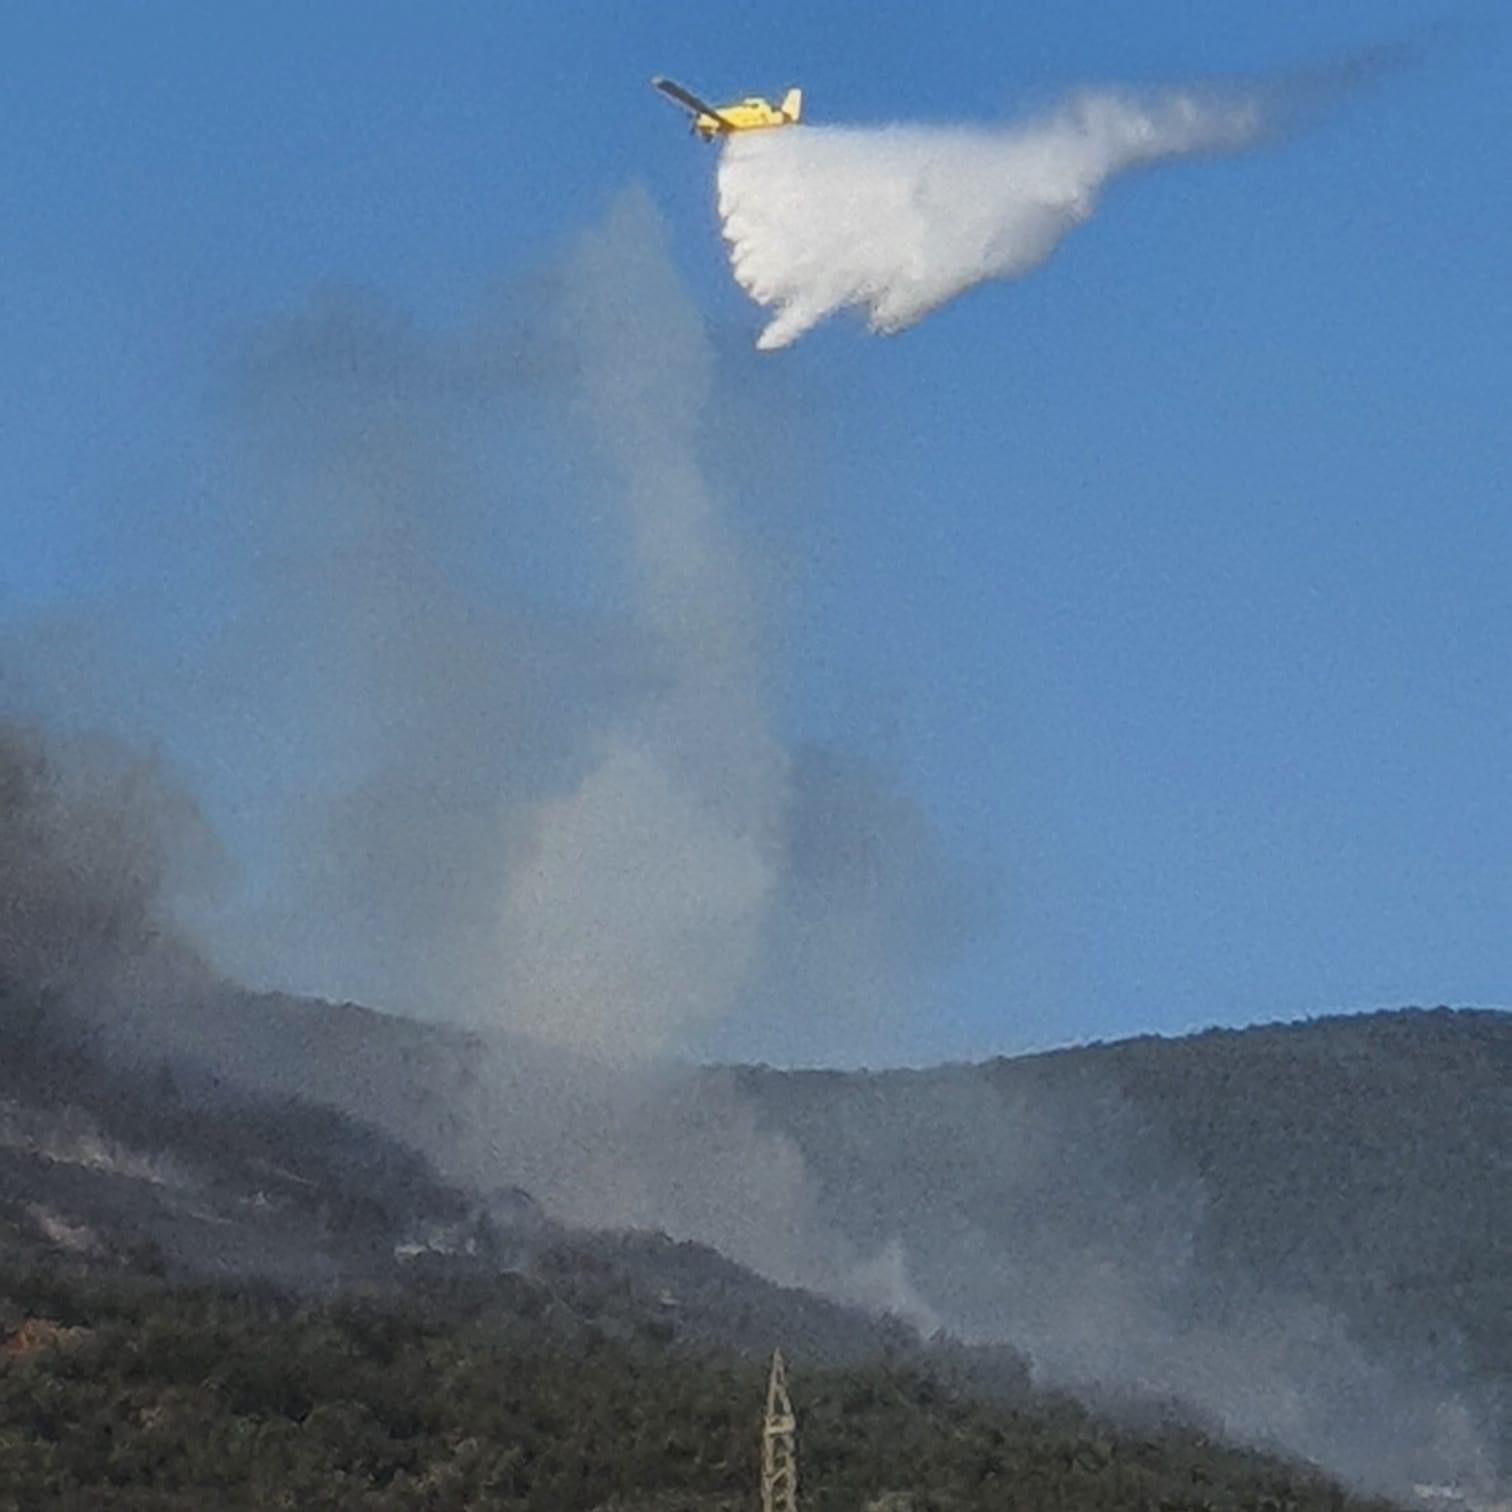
5 2 1510 1063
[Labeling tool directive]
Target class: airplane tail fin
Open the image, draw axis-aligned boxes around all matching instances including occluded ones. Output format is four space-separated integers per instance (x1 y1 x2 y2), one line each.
781 87 803 123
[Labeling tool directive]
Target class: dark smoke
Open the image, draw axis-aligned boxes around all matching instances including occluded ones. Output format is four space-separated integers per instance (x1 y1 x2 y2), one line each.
0 722 211 1019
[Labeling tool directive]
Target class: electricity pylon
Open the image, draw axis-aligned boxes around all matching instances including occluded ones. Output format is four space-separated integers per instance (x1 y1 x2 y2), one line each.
762 1349 798 1512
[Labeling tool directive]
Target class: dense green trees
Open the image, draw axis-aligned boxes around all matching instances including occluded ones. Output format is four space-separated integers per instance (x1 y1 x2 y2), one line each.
0 1260 1396 1511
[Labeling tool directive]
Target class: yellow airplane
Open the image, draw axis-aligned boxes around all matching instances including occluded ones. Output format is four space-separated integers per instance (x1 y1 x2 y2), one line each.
652 77 803 141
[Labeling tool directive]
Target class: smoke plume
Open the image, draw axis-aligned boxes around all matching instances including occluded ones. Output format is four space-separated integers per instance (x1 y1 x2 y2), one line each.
717 85 1266 349
494 197 785 1062
0 189 969 1309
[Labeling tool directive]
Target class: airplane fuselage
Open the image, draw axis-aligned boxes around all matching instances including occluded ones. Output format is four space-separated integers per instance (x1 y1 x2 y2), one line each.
690 96 793 139
653 78 803 142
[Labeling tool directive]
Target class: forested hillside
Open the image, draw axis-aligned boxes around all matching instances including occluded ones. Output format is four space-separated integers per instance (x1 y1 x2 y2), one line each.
4 984 1481 1507
738 1007 1511 1349
735 1009 1512 1487
0 1256 1398 1512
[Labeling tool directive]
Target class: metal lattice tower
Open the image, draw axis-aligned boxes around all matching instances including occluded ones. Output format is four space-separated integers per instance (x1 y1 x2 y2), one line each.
762 1349 798 1512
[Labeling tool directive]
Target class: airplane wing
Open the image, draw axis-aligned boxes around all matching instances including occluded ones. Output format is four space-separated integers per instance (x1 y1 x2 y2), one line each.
652 76 734 129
